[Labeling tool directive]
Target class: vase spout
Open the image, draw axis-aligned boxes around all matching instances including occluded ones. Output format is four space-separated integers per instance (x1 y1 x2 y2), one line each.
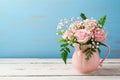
73 43 80 51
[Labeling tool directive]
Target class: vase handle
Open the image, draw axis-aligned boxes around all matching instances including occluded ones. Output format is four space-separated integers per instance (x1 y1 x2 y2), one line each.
99 42 110 67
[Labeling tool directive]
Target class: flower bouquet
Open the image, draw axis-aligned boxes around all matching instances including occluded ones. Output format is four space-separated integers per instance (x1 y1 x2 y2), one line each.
56 13 110 73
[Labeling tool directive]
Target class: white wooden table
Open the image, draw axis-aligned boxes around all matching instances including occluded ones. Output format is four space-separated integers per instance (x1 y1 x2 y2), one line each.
0 59 120 80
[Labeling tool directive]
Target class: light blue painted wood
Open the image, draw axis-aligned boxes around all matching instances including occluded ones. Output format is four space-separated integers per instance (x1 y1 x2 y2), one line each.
0 0 119 58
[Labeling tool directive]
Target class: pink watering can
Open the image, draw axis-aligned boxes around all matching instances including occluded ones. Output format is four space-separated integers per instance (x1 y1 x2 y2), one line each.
72 43 110 74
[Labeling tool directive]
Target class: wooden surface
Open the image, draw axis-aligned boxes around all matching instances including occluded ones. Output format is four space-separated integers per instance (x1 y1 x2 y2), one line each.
0 59 119 80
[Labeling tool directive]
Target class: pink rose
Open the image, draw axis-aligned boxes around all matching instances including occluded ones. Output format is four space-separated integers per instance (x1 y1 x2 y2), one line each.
83 19 97 31
62 30 73 40
69 21 81 33
74 29 91 43
94 28 106 42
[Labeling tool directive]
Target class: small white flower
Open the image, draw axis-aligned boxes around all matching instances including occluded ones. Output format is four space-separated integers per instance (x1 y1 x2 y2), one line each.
92 41 95 45
61 30 64 32
65 21 68 24
91 39 94 41
56 33 58 35
96 46 99 48
70 17 74 21
82 23 85 26
57 26 62 29
58 22 64 26
98 24 102 28
97 42 99 45
92 46 95 48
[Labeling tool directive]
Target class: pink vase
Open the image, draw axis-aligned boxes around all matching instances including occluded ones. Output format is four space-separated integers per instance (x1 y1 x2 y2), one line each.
72 43 110 74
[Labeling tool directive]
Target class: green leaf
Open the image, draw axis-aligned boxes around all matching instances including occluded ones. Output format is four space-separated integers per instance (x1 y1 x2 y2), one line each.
57 38 67 43
83 48 90 53
56 31 64 35
83 48 95 61
97 48 101 55
65 47 70 53
98 15 106 28
60 48 64 51
61 52 68 64
70 44 74 47
60 44 71 64
91 48 96 52
63 49 68 54
60 43 69 47
85 51 93 61
80 13 87 20
100 42 107 47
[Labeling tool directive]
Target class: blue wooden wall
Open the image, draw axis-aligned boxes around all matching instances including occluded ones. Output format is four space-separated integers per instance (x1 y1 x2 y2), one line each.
0 0 120 58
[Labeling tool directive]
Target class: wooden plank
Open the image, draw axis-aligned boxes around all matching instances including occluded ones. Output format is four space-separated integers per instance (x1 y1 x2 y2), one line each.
0 59 119 64
0 64 119 76
0 76 120 80
0 59 119 76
